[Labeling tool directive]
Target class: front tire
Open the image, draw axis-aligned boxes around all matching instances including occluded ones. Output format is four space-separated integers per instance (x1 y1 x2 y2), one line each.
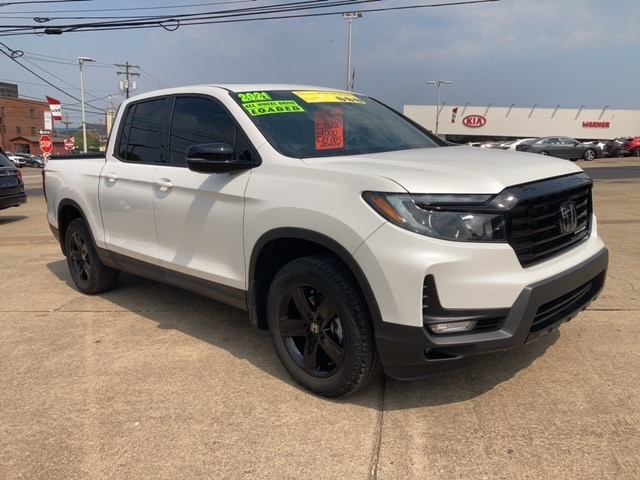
64 218 119 294
583 148 596 161
538 150 549 156
267 255 380 397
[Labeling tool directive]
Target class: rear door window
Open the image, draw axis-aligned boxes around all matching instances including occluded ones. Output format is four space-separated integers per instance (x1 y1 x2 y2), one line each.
116 97 170 164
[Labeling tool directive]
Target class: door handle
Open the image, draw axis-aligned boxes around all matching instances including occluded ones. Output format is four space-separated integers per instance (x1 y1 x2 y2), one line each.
155 178 173 192
104 172 118 183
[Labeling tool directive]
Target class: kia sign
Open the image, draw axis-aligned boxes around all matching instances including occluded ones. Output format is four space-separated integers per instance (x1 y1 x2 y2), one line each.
462 115 487 128
39 135 53 154
64 138 75 151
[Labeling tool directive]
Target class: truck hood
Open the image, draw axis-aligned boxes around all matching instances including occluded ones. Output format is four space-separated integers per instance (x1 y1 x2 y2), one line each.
301 145 584 194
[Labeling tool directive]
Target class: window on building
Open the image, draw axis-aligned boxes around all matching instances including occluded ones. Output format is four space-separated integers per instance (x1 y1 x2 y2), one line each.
30 109 35 119
16 126 21 135
31 127 36 135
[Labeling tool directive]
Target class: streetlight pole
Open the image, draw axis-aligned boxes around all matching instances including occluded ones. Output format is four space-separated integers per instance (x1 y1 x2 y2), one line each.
426 80 452 136
343 12 362 91
78 56 96 153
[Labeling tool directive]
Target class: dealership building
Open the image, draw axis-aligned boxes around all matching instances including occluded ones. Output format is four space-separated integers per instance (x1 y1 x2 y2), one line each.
403 103 640 143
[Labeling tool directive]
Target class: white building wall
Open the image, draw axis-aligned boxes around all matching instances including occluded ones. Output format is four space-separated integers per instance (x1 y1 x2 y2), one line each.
403 104 640 139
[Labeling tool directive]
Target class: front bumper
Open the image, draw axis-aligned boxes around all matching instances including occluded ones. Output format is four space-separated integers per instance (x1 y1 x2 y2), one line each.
375 247 608 380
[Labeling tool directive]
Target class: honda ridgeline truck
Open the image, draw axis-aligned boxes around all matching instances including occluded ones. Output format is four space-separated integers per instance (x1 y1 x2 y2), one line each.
44 85 608 397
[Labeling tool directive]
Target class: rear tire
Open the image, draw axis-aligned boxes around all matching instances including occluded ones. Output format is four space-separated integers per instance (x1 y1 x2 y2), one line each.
64 218 119 294
583 148 596 161
267 255 381 397
538 150 549 155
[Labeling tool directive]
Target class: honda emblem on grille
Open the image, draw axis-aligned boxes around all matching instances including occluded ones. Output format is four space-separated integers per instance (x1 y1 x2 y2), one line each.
559 201 578 233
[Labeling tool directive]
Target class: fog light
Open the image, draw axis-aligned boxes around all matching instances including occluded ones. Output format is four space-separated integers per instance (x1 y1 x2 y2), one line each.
428 320 477 334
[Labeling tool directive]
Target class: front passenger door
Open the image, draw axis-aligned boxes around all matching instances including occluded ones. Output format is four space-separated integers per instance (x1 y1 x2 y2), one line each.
152 95 255 292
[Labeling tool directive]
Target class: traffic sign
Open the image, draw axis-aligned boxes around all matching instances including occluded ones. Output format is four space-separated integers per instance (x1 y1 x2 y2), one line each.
40 135 53 154
64 138 75 151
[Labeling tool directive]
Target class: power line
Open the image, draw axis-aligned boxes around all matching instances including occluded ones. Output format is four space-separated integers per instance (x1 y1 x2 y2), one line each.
0 1 500 36
0 0 499 125
0 0 252 16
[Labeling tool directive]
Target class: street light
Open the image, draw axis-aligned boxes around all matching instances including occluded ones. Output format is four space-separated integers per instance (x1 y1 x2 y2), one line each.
425 80 452 136
343 12 362 91
78 56 95 153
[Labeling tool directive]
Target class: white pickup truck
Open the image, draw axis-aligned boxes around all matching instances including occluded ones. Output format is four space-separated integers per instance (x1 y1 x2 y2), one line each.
44 84 608 397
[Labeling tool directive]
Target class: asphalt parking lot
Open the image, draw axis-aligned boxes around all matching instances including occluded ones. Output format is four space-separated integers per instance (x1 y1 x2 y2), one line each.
1 160 639 480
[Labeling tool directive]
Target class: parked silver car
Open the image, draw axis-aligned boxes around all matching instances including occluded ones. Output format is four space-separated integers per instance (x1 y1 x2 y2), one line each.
5 152 26 168
515 136 601 161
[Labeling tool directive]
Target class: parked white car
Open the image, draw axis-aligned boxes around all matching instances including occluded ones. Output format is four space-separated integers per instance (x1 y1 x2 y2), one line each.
499 138 537 150
5 151 25 167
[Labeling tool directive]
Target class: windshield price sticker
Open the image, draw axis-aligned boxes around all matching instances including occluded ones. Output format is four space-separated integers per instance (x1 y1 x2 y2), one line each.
293 91 366 104
243 100 305 116
238 92 273 103
315 109 344 150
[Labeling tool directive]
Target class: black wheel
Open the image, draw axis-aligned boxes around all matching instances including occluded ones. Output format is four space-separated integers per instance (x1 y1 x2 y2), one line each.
267 255 380 397
583 148 596 161
538 150 549 156
633 149 640 157
64 218 119 294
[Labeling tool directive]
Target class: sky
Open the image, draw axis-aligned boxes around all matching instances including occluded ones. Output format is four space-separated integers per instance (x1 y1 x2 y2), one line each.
0 0 638 131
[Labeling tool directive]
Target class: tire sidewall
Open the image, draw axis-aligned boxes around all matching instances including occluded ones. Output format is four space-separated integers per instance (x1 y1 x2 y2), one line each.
64 218 117 294
267 256 376 397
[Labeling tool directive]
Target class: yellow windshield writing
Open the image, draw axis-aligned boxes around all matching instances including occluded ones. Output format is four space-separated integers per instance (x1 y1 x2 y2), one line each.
293 91 366 104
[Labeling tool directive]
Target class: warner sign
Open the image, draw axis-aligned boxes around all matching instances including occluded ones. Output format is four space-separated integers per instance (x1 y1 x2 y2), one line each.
582 121 611 128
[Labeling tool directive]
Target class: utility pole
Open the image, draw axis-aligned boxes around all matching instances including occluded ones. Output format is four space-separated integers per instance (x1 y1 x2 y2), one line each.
61 112 72 137
426 80 453 136
343 12 362 91
115 62 140 99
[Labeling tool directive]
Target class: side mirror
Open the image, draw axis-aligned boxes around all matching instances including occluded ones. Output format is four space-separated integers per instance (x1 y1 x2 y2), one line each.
185 142 259 173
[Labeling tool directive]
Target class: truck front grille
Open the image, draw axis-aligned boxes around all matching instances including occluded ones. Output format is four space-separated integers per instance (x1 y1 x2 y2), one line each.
506 175 592 267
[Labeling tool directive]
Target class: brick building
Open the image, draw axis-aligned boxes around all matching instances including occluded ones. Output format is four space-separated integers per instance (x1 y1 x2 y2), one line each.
0 95 56 155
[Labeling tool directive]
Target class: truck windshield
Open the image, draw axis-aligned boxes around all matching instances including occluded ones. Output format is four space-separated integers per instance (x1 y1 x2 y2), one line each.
231 90 441 158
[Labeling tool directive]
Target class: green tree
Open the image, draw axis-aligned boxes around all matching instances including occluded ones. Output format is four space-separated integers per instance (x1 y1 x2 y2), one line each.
73 132 102 152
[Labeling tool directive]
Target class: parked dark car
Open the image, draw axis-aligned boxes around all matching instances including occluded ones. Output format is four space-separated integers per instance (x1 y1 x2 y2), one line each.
621 137 640 157
515 136 601 161
22 154 45 168
0 150 27 210
585 140 617 157
595 138 629 157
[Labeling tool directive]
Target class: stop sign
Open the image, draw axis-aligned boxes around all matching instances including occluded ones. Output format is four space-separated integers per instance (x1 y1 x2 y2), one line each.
64 138 75 151
40 135 53 154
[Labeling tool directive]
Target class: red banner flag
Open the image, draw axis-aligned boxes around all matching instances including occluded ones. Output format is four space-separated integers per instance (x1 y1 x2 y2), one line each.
451 107 459 123
46 96 62 121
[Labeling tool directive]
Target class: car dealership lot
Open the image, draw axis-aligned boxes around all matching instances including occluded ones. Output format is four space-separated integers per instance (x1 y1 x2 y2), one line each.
1 161 639 480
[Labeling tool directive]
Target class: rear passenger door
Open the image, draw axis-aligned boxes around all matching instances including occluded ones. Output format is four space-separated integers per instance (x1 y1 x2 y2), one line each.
152 95 256 292
100 96 171 266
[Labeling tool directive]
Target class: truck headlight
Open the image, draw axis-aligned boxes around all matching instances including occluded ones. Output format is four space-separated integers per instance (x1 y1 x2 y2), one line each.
363 192 507 242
